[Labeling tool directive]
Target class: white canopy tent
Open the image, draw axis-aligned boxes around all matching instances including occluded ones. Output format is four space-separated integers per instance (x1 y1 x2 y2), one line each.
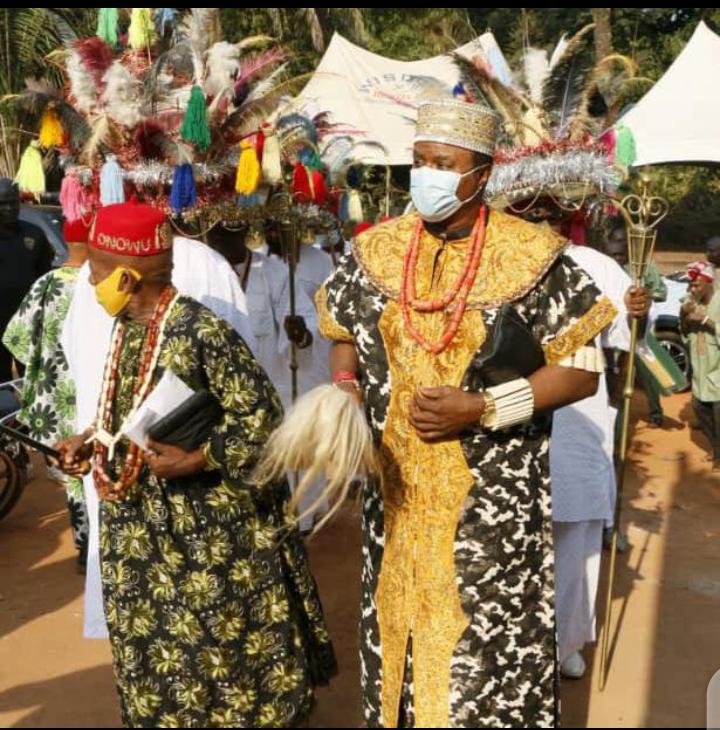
282 32 512 166
619 21 720 166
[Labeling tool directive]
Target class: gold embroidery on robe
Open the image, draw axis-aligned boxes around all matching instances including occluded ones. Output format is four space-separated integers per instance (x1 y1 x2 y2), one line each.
353 210 567 309
375 231 488 728
542 296 618 364
315 283 354 343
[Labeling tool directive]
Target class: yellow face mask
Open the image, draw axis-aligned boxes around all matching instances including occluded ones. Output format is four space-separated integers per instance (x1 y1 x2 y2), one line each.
95 266 142 317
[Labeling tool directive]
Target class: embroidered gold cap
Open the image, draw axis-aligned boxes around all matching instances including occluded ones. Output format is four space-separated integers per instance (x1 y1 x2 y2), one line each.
414 99 500 157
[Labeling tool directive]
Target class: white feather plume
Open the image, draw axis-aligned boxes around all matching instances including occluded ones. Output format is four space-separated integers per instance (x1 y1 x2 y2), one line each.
101 61 142 128
244 62 290 104
66 50 98 113
321 135 357 184
523 47 550 104
204 41 241 98
252 385 378 532
183 8 222 85
549 33 569 69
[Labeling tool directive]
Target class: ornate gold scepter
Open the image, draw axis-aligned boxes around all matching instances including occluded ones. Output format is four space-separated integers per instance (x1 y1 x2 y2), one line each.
598 174 668 690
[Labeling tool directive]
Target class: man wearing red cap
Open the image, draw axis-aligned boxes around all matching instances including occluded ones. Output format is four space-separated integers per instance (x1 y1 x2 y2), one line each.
54 201 335 727
682 260 720 470
3 216 91 569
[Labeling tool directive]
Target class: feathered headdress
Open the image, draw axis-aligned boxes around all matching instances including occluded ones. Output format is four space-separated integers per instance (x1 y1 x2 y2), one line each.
8 9 310 220
453 25 638 212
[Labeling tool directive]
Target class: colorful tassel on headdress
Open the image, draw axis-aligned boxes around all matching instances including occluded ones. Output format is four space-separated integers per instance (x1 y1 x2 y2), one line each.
347 189 364 223
170 163 197 213
96 8 119 46
598 128 616 164
60 174 91 222
614 126 636 168
292 163 312 203
180 86 211 152
354 221 373 238
237 193 260 208
260 124 282 185
310 169 328 205
128 8 156 51
14 141 46 198
100 155 125 205
39 105 65 148
235 139 261 195
255 129 265 162
298 146 323 171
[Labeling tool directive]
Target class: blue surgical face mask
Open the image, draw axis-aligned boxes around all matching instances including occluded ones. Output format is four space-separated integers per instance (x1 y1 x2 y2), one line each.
410 165 483 223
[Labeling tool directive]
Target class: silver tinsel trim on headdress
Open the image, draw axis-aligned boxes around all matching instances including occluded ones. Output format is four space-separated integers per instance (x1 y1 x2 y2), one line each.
123 161 233 187
486 148 619 208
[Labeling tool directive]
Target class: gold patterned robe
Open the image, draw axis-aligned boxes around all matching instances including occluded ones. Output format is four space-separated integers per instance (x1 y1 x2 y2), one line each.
316 211 616 728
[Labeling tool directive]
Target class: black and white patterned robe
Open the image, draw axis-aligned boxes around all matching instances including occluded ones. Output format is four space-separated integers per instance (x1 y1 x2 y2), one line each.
316 211 616 728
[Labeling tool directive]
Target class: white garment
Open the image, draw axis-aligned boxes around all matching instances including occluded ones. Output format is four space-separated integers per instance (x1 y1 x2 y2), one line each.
238 251 330 529
236 251 321 407
550 245 631 523
293 247 334 528
296 245 333 303
551 248 639 664
295 245 333 393
553 519 603 662
61 236 254 639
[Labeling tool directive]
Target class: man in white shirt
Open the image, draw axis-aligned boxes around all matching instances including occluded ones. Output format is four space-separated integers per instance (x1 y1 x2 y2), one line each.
551 242 650 679
207 224 331 530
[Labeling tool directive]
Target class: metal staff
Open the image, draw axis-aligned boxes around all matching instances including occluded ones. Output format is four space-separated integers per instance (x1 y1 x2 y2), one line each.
279 218 300 405
598 175 668 690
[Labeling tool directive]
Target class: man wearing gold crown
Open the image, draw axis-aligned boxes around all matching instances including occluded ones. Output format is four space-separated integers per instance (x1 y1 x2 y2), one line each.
315 100 618 727
54 201 335 727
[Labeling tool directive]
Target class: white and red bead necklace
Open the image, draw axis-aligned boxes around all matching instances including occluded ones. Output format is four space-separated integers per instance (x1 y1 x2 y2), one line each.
91 285 179 499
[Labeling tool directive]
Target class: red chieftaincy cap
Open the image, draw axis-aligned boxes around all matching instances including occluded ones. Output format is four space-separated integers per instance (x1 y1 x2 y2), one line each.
63 217 91 245
90 200 171 256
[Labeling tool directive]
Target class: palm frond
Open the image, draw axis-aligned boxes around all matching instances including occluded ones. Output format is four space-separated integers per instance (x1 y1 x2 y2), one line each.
301 8 325 53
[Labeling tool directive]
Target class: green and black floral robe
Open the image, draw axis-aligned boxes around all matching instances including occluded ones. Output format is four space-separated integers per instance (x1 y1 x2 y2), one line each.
99 295 335 728
2 266 88 555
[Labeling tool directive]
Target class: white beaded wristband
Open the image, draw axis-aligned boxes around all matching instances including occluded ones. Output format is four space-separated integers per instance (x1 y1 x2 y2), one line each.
482 378 535 431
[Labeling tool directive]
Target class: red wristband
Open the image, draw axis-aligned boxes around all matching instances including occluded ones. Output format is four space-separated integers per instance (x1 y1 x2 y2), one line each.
333 370 358 384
